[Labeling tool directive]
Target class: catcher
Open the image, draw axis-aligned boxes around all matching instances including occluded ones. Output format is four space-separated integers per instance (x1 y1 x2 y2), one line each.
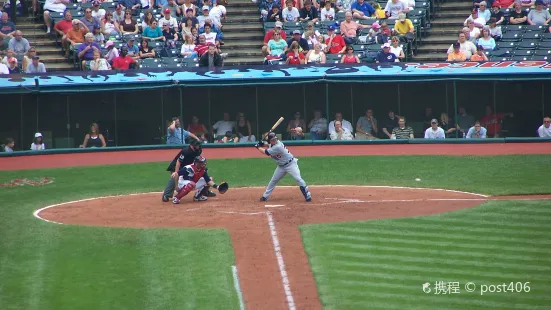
171 155 229 204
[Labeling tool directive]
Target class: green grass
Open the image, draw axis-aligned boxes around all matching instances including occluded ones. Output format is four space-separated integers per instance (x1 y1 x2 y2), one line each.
1 155 551 309
301 200 551 310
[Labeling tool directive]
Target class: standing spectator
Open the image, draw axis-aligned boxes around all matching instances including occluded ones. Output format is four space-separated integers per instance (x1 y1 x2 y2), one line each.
91 1 107 20
8 30 30 62
341 45 361 63
209 0 227 30
382 109 400 138
470 45 489 61
424 119 446 139
286 41 305 64
466 121 487 138
78 32 101 70
491 3 505 24
286 111 306 140
320 1 335 21
282 0 300 22
119 9 139 35
25 55 46 73
355 108 378 140
325 25 346 54
340 11 368 44
509 1 528 25
81 7 102 34
307 110 328 140
481 105 513 137
447 41 466 62
4 138 15 152
488 17 502 40
43 0 70 34
391 116 415 139
537 116 551 138
104 40 120 63
79 123 107 147
90 50 111 70
328 112 354 136
384 0 408 19
389 36 405 61
112 46 136 69
440 112 457 138
376 42 397 63
330 120 354 140
478 1 491 22
528 0 551 28
477 27 495 50
287 30 309 53
187 116 209 142
65 20 87 58
447 32 476 60
212 112 235 141
31 133 46 150
0 13 16 50
300 1 319 22
352 0 375 20
7 57 20 73
167 117 200 144
199 43 223 67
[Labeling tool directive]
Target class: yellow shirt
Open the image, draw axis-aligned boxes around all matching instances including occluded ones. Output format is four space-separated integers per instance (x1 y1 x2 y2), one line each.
394 19 414 35
375 8 386 19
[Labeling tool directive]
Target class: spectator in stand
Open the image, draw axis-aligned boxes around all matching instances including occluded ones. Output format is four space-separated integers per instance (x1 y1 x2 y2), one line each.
0 13 16 50
25 55 46 73
509 1 528 24
481 105 513 137
369 22 386 44
537 116 551 137
424 119 445 139
466 121 487 138
120 0 142 11
287 30 309 53
300 1 319 22
340 11 368 44
341 45 360 63
187 116 209 142
471 44 489 61
456 106 475 137
305 43 326 63
439 112 457 138
336 0 354 11
393 13 415 40
91 1 106 20
447 42 466 62
183 8 199 29
382 109 399 138
477 27 496 50
325 26 346 54
199 17 224 42
355 108 378 140
329 112 354 136
286 41 305 64
202 23 226 56
160 8 179 30
119 9 139 35
391 116 415 139
488 17 502 40
490 3 505 24
317 34 327 51
330 120 354 140
43 0 70 34
90 50 111 70
140 0 153 10
194 34 209 56
164 0 181 18
8 30 30 62
65 19 87 58
376 42 397 63
463 26 477 44
139 39 156 58
0 61 8 74
31 133 46 150
267 5 283 22
390 36 405 61
351 0 375 20
209 0 227 30
286 111 306 139
125 37 140 58
308 110 328 140
3 138 15 152
199 43 223 67
384 0 409 19
197 6 210 28
212 112 235 140
113 4 126 23
181 34 197 58
265 31 288 63
22 47 37 71
162 23 178 48
7 57 20 73
181 0 196 15
1 49 14 65
78 32 101 70
141 9 155 28
282 0 300 22
143 19 165 41
81 7 102 35
103 11 120 36
112 46 136 69
104 40 119 63
263 21 286 56
181 18 195 37
528 0 551 29
464 8 486 28
466 19 481 40
478 1 491 22
93 25 105 45
303 22 321 46
372 2 387 19
520 0 535 7
321 1 335 21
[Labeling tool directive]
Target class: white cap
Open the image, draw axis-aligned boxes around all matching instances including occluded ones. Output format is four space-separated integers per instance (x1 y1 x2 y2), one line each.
382 42 391 48
35 132 43 138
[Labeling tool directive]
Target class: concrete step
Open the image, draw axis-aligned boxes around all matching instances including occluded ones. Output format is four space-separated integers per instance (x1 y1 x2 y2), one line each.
34 46 64 56
422 35 458 44
224 17 263 24
223 32 264 40
439 1 475 11
431 17 465 26
412 53 446 62
428 28 465 36
434 11 470 18
229 7 261 14
44 62 76 72
223 41 263 49
222 47 261 57
224 56 261 66
12 23 44 31
222 23 263 32
29 39 59 47
416 43 452 53
40 55 71 64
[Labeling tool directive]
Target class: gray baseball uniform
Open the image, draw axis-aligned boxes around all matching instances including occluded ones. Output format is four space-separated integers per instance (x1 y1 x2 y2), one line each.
261 140 311 200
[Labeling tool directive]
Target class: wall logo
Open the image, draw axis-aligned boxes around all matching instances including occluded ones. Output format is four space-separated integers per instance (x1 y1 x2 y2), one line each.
0 177 55 188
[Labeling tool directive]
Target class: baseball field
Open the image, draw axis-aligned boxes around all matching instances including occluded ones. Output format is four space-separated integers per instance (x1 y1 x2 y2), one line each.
1 144 551 310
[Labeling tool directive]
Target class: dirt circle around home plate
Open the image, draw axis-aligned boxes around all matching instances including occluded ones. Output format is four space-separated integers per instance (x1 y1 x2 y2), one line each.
34 185 490 310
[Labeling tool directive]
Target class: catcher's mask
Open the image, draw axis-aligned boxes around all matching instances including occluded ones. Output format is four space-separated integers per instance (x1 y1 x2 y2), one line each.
194 155 207 170
267 132 278 143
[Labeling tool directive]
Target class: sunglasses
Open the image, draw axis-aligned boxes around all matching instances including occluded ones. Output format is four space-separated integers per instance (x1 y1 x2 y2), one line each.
544 121 551 123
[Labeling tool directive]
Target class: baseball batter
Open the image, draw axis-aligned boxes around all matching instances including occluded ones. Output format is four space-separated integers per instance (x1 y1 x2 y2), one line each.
172 156 221 204
255 132 312 202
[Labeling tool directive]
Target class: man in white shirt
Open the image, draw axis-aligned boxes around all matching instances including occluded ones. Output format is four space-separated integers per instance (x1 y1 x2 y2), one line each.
330 120 354 140
447 32 476 60
160 8 178 30
424 119 446 139
0 62 8 74
537 116 551 138
209 1 227 29
464 9 486 28
282 0 300 22
212 112 235 140
328 112 353 136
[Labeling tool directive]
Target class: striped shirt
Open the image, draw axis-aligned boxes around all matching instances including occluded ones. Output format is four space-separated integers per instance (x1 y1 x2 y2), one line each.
392 126 414 139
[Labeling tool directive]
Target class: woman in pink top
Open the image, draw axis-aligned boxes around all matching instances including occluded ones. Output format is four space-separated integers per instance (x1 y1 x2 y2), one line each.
341 45 361 63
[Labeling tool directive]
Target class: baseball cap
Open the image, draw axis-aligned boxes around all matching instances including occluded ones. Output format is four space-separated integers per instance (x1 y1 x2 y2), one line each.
398 13 406 21
327 25 335 31
127 37 135 41
292 30 301 35
479 1 487 6
115 3 123 10
382 42 390 48
536 0 544 5
430 119 438 124
8 57 17 63
105 40 114 48
202 5 210 10
275 21 283 28
35 132 43 138
186 8 193 12
32 55 40 60
492 2 500 7
453 41 461 48
476 44 484 50
164 8 171 14
371 22 380 29
92 0 100 6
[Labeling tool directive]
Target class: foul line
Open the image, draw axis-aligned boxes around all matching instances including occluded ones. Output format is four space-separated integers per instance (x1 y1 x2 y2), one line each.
232 265 246 310
266 211 296 310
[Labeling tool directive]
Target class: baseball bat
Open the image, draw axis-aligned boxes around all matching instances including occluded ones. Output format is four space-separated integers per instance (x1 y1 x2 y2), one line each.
263 117 285 141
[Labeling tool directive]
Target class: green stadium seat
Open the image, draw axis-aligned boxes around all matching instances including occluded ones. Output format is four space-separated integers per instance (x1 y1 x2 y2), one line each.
326 54 343 62
503 25 524 33
517 39 539 49
525 25 546 32
510 55 532 61
534 49 551 56
140 58 163 68
490 49 512 57
513 49 533 57
489 56 510 62
531 55 550 61
358 18 378 25
523 32 541 40
501 31 522 42
335 11 346 21
538 41 551 49
540 33 551 41
352 44 369 51
496 41 518 50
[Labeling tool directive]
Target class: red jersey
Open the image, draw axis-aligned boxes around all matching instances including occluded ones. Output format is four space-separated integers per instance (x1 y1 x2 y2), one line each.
54 20 73 34
481 113 505 136
325 34 345 54
112 56 136 70
263 29 287 44
286 52 304 64
194 43 209 56
177 164 211 183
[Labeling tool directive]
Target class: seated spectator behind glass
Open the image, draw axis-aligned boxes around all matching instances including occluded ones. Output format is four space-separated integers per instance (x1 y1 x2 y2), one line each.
488 17 502 40
466 121 487 138
103 12 120 37
187 116 208 141
90 50 111 70
355 108 378 140
424 119 446 139
212 112 235 141
528 0 551 29
481 105 513 138
31 132 46 150
537 116 551 138
305 43 326 64
390 36 405 61
282 0 300 22
471 44 489 61
93 25 105 45
143 19 165 41
341 45 361 63
382 109 399 138
447 42 466 62
80 123 107 147
78 32 101 70
25 55 47 73
4 138 15 152
7 57 20 73
377 42 397 63
440 113 457 138
330 120 354 140
119 10 139 35
287 111 307 139
139 40 156 59
167 117 199 144
456 106 474 137
199 43 223 67
477 27 495 50
509 1 528 25
267 5 283 22
218 131 239 143
236 113 256 142
329 112 354 136
490 3 505 24
286 41 306 64
391 116 415 139
308 110 328 140
112 46 137 69
181 34 197 58
104 40 119 63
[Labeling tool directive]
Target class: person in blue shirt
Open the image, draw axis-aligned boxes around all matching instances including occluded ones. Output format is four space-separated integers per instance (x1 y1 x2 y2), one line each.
351 0 374 20
167 117 201 144
119 0 141 11
376 42 396 63
466 121 487 138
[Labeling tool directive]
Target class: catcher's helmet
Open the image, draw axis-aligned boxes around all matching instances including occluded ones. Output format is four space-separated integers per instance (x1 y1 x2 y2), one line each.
194 155 207 170
267 132 278 142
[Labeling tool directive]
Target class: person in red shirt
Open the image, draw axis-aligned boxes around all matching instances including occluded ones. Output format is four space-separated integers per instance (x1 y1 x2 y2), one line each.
112 46 136 70
325 25 346 54
194 34 209 57
480 105 514 137
286 41 305 64
262 21 287 56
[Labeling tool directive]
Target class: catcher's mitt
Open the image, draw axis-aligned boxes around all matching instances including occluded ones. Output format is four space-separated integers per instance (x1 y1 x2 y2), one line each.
217 182 229 194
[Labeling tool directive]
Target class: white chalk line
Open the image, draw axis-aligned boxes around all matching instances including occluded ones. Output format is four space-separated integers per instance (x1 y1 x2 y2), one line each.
266 211 296 310
265 204 285 208
232 265 246 310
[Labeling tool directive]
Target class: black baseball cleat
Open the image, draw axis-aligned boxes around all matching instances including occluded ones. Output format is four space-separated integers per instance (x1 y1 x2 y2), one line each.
162 195 170 202
306 197 312 202
260 196 268 202
207 190 217 197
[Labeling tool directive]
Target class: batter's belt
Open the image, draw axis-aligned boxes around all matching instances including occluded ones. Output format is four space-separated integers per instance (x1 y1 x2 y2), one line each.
279 158 295 167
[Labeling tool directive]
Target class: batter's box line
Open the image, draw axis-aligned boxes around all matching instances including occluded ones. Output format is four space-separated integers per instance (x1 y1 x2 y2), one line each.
312 198 488 206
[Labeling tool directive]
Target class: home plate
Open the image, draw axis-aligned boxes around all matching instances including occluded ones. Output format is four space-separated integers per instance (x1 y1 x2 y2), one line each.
265 205 285 208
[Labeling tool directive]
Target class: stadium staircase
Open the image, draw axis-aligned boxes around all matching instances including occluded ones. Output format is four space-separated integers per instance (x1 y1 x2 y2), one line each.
222 0 264 65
